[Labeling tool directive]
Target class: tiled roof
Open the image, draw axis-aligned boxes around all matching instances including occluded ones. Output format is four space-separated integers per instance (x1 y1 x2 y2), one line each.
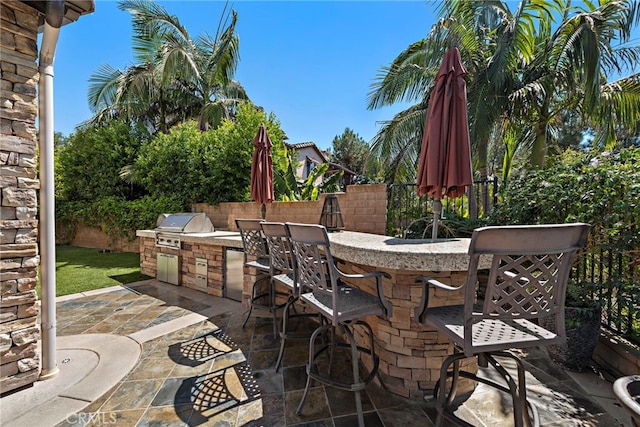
285 142 317 149
286 141 329 161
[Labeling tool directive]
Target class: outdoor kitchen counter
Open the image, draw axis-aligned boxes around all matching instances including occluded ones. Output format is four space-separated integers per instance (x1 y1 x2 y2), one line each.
326 230 491 400
136 230 244 297
136 230 243 248
137 228 488 399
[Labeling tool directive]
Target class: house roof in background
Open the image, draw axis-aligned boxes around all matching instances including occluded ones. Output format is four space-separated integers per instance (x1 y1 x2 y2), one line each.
287 142 317 150
285 141 329 162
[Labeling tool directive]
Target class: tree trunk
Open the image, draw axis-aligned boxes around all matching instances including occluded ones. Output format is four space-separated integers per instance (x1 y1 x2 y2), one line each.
530 122 548 168
467 185 478 219
476 136 489 218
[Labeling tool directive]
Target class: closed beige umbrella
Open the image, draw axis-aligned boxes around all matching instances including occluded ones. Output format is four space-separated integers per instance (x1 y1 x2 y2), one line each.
416 47 473 239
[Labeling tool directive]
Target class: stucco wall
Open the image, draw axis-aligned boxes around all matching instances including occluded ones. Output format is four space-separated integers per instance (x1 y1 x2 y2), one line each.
0 0 42 393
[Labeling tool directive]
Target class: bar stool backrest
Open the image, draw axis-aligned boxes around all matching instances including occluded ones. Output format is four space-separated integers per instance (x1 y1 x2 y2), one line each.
261 222 297 290
464 223 591 351
235 218 268 265
286 223 337 310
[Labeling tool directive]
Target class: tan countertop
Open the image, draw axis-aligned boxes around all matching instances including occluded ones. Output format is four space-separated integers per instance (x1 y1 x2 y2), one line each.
137 228 490 271
136 230 243 249
328 231 490 272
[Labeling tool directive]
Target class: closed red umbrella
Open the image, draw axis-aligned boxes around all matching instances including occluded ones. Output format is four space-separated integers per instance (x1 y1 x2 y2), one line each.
416 47 473 239
250 123 274 219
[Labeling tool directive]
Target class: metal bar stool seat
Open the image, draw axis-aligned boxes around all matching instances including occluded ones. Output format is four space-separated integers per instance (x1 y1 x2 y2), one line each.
414 223 591 427
260 222 322 372
286 222 392 427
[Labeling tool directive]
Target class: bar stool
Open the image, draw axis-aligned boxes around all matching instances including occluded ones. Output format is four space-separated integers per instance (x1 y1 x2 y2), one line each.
286 222 392 427
414 223 590 427
260 222 321 372
235 219 273 333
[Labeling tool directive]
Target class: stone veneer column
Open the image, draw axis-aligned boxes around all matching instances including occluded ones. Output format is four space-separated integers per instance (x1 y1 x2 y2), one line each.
0 1 42 393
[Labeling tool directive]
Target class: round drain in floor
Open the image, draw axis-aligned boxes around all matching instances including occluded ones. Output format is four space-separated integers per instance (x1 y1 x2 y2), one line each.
61 358 71 364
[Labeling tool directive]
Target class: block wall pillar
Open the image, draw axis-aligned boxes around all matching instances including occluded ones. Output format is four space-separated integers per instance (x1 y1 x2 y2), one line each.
1 1 42 393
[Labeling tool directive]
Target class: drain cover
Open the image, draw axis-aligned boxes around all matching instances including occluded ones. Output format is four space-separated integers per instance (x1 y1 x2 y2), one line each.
61 358 71 364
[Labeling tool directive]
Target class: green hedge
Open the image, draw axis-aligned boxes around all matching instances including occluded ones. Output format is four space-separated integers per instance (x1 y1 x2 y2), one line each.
487 148 639 340
488 148 639 252
57 195 184 241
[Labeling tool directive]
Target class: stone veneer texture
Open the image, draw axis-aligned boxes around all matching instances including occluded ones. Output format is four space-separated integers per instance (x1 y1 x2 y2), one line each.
0 0 42 393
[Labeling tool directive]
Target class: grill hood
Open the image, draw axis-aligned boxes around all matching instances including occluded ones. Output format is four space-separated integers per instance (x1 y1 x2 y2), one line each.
155 213 214 233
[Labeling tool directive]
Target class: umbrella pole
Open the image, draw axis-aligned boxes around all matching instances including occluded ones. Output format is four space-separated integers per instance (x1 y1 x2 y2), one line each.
261 203 266 219
432 199 442 240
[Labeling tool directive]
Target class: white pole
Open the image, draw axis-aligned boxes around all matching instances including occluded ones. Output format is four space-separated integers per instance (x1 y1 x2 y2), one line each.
38 1 63 381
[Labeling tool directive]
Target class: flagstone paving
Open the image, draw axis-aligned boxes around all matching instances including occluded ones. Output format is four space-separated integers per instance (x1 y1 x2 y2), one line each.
33 280 624 426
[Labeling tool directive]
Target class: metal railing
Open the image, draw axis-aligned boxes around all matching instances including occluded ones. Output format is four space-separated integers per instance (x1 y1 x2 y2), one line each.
386 178 498 237
387 180 639 343
573 245 640 343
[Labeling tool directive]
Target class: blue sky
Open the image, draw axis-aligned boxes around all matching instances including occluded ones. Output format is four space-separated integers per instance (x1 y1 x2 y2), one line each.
53 1 435 149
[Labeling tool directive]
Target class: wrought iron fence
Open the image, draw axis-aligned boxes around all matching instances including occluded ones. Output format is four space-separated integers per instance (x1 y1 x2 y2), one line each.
573 245 640 342
386 178 498 238
387 180 639 343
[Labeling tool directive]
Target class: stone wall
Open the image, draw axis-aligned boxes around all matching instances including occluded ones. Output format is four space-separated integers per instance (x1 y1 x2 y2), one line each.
63 184 389 254
69 224 140 253
196 183 388 235
0 1 42 393
338 261 475 399
139 238 227 297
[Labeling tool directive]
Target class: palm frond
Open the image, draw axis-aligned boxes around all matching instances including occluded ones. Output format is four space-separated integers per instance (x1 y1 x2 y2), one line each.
159 34 200 84
197 9 240 85
369 103 427 182
367 39 432 109
87 64 123 113
592 73 640 148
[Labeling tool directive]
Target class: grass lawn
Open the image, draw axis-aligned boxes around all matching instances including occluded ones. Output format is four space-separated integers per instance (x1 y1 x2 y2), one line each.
37 246 151 297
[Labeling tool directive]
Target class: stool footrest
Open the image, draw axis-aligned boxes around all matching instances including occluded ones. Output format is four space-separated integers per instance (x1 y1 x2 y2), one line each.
433 350 540 427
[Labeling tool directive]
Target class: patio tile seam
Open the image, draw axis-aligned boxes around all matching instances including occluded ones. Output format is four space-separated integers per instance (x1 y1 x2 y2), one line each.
54 284 145 303
128 311 211 343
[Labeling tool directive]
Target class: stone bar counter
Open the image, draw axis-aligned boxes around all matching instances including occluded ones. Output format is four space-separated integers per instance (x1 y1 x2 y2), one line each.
327 231 491 400
137 227 490 400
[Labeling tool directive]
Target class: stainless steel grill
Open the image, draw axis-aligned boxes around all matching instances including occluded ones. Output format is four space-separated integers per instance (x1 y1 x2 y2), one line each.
155 213 214 248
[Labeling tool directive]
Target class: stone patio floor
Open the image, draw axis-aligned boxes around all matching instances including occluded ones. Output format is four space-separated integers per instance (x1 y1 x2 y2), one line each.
1 279 633 426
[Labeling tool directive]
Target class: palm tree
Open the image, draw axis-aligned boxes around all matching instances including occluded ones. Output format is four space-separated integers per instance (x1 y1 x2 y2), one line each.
366 36 442 183
87 0 247 134
366 1 533 183
508 0 640 167
368 0 640 178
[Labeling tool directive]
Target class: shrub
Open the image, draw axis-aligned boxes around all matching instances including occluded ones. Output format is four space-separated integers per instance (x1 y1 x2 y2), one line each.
134 103 286 205
54 102 287 241
488 148 640 251
134 121 209 205
57 195 184 241
488 148 639 339
56 121 149 201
